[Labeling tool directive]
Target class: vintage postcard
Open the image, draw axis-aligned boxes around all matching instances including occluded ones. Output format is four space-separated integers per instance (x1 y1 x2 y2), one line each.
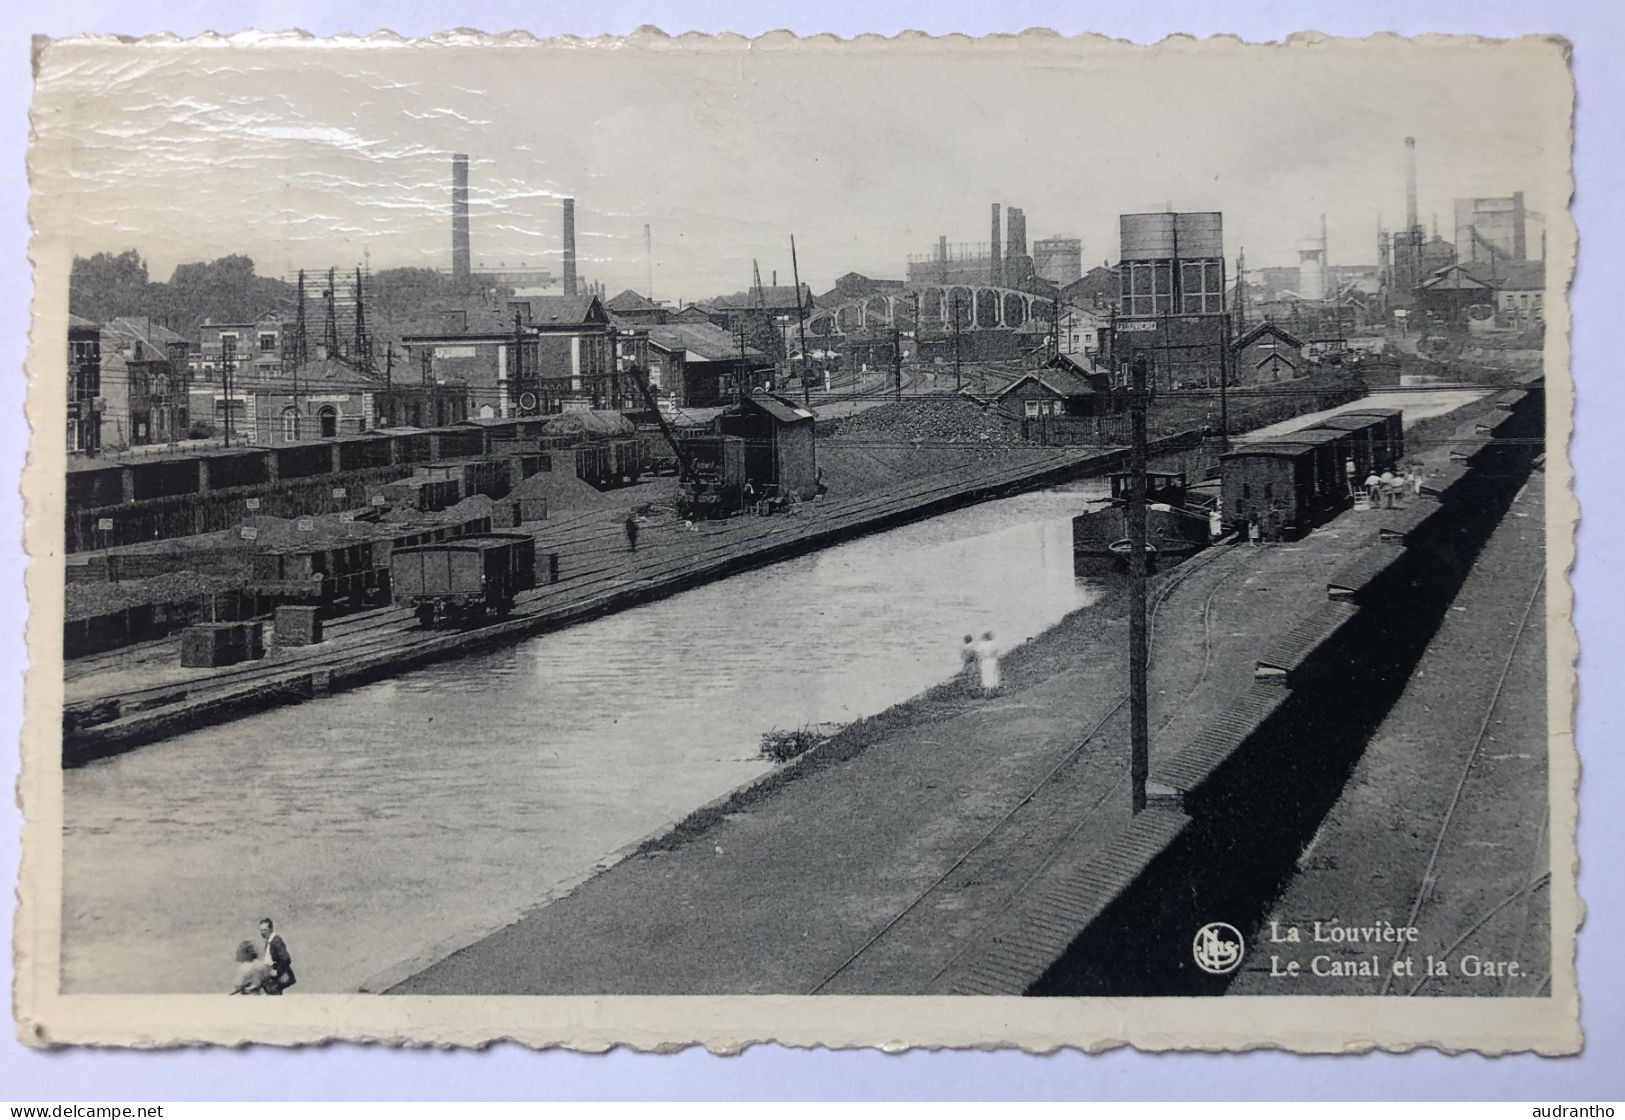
17 29 1578 1052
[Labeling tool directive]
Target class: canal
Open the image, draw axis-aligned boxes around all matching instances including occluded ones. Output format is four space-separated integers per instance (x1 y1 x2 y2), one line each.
62 480 1112 993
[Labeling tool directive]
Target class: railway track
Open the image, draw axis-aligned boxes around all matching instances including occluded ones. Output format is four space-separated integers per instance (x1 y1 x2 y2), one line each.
807 540 1242 994
1377 563 1548 997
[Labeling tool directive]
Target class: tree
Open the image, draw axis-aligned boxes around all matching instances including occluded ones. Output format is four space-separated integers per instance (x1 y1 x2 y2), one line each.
69 250 151 322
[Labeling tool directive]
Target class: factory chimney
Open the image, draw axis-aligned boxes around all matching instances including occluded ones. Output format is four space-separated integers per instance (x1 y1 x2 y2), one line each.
562 198 578 297
938 234 949 283
1512 191 1528 260
644 223 653 299
990 203 1003 286
451 154 471 283
1404 137 1419 233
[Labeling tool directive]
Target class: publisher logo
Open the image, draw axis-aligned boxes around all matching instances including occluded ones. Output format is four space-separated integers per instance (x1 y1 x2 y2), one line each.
1193 922 1245 974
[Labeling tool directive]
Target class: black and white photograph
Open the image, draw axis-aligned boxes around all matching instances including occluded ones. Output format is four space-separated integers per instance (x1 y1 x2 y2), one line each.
17 29 1578 1052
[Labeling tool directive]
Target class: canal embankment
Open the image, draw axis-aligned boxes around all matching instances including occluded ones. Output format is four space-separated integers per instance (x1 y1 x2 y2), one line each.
387 387 1533 997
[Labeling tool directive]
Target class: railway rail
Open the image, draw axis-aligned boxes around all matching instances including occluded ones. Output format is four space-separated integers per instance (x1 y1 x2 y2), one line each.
807 539 1242 994
1378 563 1549 997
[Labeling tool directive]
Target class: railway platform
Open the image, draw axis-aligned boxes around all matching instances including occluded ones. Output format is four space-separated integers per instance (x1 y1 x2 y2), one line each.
1229 472 1548 996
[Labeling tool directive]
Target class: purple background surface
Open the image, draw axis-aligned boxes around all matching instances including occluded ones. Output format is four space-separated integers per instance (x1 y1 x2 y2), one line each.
3 0 1621 1101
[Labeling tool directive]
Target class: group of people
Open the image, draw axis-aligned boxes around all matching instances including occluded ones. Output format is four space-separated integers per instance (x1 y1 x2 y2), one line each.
230 917 297 995
1359 460 1424 510
959 631 1002 696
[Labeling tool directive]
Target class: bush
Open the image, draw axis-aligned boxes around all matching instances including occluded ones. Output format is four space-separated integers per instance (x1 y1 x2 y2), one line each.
759 724 828 763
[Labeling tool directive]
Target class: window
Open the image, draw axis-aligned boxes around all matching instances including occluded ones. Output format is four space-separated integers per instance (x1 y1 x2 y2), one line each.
259 332 278 353
282 407 301 442
1024 400 1041 418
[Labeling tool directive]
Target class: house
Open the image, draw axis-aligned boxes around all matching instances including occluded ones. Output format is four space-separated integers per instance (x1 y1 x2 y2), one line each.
98 317 192 449
401 294 617 416
68 314 102 455
1415 263 1501 325
198 314 284 381
1058 306 1107 357
1489 260 1546 328
716 392 818 499
604 289 669 327
239 357 379 444
993 364 1102 421
645 323 771 409
671 303 726 328
1232 321 1307 384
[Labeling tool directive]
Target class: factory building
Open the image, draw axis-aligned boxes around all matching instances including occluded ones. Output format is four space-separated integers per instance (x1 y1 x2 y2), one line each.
1112 212 1228 391
1454 192 1542 266
1033 237 1083 285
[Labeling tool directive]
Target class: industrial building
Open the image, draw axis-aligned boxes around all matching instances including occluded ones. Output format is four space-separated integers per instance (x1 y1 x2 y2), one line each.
1454 192 1543 266
904 203 1067 291
1033 237 1084 285
1112 211 1228 390
401 294 617 417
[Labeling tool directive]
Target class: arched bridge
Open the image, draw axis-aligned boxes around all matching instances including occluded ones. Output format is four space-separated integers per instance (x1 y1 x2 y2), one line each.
805 285 1059 336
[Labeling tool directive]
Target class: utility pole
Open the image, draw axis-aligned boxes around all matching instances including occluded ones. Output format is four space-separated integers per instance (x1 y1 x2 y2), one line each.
222 344 234 448
1218 310 1231 453
892 321 902 402
911 290 921 392
952 293 963 391
1127 353 1150 816
791 235 810 407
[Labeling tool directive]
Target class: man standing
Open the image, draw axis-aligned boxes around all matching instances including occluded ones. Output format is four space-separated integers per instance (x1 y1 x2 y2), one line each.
624 512 640 553
1344 456 1358 499
259 917 296 994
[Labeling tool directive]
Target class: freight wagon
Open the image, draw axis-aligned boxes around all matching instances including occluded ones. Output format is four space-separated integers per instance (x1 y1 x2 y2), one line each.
246 539 386 609
390 533 538 628
1220 428 1349 536
1309 408 1405 478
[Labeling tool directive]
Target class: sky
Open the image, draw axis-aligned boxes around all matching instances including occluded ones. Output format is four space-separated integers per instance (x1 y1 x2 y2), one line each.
29 32 1573 301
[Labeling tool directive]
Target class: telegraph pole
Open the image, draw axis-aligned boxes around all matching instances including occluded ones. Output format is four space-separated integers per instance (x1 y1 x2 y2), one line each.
222 345 234 448
791 235 811 407
892 321 902 402
952 293 963 391
1128 353 1150 815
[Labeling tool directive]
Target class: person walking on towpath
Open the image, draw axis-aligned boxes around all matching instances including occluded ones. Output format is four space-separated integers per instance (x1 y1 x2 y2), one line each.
973 631 1002 696
1208 508 1223 544
1364 471 1382 510
1410 463 1426 499
624 512 640 553
959 634 977 685
259 917 296 994
1344 456 1358 499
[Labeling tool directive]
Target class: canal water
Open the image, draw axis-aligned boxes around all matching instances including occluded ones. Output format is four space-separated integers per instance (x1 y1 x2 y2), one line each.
62 481 1111 993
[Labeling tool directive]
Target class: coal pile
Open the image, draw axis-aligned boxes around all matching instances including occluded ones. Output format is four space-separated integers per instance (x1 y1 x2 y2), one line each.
828 396 1026 448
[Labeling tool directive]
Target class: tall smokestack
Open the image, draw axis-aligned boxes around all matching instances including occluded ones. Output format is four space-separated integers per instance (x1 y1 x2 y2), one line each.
563 198 578 297
1008 207 1028 259
644 223 653 299
1404 137 1418 232
990 203 1003 286
1512 191 1527 260
451 154 471 283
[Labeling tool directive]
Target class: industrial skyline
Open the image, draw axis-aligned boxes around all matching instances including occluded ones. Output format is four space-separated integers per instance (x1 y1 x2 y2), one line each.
34 37 1566 299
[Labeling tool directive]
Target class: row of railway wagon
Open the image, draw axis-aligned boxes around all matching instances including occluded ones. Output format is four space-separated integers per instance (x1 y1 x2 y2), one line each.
246 518 551 630
1219 408 1407 535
